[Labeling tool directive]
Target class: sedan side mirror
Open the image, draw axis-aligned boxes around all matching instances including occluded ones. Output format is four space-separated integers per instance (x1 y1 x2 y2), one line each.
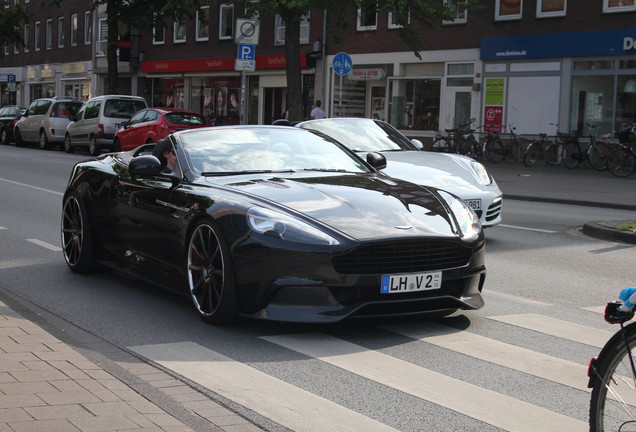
129 155 163 176
366 152 387 170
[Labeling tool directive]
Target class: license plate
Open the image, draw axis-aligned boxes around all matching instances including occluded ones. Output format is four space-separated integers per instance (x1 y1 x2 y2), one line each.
381 271 442 294
465 199 482 211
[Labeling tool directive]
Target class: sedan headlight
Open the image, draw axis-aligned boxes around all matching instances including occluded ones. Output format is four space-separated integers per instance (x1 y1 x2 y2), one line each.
438 191 482 240
247 207 340 245
470 161 492 186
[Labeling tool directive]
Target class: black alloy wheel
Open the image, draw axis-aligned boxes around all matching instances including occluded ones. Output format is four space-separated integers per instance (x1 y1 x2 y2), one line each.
61 192 98 272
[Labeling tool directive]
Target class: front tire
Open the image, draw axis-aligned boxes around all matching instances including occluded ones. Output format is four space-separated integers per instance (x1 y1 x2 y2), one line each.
64 134 75 153
61 191 99 273
588 142 609 171
523 142 541 167
608 147 635 178
14 128 24 147
589 326 636 431
187 221 238 324
562 143 580 169
1 128 8 145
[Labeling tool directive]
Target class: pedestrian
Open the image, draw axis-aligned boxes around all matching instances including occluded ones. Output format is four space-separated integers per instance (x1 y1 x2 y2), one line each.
310 100 326 120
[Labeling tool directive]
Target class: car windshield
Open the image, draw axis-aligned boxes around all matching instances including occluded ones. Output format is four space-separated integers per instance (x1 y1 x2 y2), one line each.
299 118 418 152
165 112 206 126
180 127 371 176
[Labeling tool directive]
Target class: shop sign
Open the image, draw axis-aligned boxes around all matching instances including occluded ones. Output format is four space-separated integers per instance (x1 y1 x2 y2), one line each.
142 54 307 74
348 68 385 81
62 63 86 75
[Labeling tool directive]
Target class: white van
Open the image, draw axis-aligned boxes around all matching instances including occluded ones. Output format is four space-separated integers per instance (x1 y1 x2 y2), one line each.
64 95 147 155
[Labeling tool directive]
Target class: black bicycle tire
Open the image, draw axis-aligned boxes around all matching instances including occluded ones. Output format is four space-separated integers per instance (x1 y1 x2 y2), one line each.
544 142 560 166
562 143 580 169
608 148 636 178
523 142 540 167
485 136 504 163
589 326 636 431
588 141 610 171
432 137 451 153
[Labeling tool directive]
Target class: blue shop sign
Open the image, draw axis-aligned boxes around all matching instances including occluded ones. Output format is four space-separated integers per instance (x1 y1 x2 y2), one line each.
481 28 636 60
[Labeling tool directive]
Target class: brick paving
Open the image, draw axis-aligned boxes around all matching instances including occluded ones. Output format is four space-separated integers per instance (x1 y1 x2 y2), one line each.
0 299 262 432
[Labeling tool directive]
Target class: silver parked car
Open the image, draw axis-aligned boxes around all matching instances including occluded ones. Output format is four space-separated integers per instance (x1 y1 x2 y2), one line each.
65 95 148 155
14 98 83 150
296 117 503 228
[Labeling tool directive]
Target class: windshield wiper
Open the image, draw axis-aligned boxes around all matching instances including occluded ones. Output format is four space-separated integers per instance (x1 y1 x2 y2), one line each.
302 168 352 173
201 169 295 176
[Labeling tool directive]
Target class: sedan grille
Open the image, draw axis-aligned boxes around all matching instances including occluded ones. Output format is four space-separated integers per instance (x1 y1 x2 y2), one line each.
333 240 473 275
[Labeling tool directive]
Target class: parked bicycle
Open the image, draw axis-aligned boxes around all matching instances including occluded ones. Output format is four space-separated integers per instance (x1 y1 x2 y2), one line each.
607 124 636 178
483 123 523 163
562 123 608 170
523 133 553 167
588 288 636 431
432 118 481 160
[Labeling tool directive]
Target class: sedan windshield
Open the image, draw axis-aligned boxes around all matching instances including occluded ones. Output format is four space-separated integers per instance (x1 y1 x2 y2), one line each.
180 127 371 176
299 118 418 152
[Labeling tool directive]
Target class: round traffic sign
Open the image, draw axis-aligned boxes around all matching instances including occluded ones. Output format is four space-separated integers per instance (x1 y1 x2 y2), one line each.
333 52 352 76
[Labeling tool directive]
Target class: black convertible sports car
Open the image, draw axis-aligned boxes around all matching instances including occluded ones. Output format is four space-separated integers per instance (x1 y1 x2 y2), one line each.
61 126 486 324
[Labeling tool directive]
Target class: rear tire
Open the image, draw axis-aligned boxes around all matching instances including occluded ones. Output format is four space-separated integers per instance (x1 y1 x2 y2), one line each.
544 143 560 165
39 130 49 150
588 142 609 171
523 142 541 167
113 138 121 152
485 137 504 163
89 136 100 156
562 143 580 169
1 128 8 145
61 191 100 273
608 147 635 178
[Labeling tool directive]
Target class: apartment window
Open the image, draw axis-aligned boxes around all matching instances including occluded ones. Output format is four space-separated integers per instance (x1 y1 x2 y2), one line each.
357 2 378 31
219 4 234 40
97 17 107 55
443 0 467 24
173 16 186 43
45 19 52 50
495 0 522 21
3 44 8 56
537 0 566 17
84 11 91 44
388 10 410 28
71 13 77 46
23 24 29 52
603 0 636 12
196 6 209 41
14 28 19 54
274 13 310 46
58 16 65 48
34 21 40 51
153 26 165 45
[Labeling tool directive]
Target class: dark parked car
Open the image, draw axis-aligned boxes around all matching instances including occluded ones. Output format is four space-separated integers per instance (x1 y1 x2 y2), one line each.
113 107 207 151
61 126 485 324
0 105 25 145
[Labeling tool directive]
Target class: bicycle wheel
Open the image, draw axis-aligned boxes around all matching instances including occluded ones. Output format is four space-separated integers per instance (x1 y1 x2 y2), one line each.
608 147 635 178
523 141 541 167
460 137 481 160
432 137 451 153
544 142 560 165
589 326 636 431
588 141 610 171
484 136 504 163
562 143 580 169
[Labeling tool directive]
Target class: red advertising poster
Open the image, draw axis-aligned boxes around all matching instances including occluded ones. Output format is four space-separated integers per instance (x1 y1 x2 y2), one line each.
484 106 503 133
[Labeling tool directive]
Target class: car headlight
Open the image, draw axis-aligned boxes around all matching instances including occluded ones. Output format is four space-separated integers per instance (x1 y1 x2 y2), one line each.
470 161 492 186
247 207 340 245
438 191 482 240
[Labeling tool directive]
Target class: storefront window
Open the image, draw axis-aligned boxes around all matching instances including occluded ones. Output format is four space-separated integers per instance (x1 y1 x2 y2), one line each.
191 77 241 125
570 75 614 136
153 78 185 109
389 78 441 131
616 75 636 127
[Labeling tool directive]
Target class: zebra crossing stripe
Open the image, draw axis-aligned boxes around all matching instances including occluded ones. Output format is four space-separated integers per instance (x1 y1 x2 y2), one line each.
488 313 613 348
129 341 398 432
381 321 588 391
262 333 587 432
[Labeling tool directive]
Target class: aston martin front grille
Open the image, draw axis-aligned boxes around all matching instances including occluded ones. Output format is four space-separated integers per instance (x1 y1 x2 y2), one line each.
333 240 472 274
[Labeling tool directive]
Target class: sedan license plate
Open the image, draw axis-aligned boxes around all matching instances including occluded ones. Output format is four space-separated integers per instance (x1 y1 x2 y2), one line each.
381 271 442 294
465 199 481 212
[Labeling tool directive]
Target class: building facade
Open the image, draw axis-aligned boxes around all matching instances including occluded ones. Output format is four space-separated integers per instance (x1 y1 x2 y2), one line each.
0 0 634 139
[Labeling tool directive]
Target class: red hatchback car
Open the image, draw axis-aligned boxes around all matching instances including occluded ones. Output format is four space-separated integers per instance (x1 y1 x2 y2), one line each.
114 107 208 151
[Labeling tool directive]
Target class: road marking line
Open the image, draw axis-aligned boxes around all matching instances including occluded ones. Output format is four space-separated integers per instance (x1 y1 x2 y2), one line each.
26 239 62 252
262 333 586 432
488 313 613 348
0 258 43 269
0 176 63 196
0 226 6 230
486 290 553 306
499 224 557 233
381 321 587 391
129 342 397 432
581 306 605 314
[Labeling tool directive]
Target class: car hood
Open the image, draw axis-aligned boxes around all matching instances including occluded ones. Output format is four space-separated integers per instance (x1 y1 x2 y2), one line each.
372 151 486 188
210 173 464 241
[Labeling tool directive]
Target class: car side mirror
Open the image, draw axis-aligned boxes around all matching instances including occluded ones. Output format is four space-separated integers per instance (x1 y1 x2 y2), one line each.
129 155 163 176
120 121 128 129
411 139 424 150
366 152 387 170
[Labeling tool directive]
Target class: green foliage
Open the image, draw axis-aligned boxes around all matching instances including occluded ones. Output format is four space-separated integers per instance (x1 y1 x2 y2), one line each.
0 2 31 50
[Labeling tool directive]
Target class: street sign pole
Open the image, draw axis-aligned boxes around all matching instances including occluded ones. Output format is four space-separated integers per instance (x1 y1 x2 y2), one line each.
235 20 259 125
333 52 352 117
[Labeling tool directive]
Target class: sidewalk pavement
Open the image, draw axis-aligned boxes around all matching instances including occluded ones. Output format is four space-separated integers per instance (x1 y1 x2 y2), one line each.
1 160 634 432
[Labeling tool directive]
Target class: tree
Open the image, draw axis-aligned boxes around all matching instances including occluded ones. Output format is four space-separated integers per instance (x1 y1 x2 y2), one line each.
242 0 482 122
0 2 31 50
89 0 203 94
